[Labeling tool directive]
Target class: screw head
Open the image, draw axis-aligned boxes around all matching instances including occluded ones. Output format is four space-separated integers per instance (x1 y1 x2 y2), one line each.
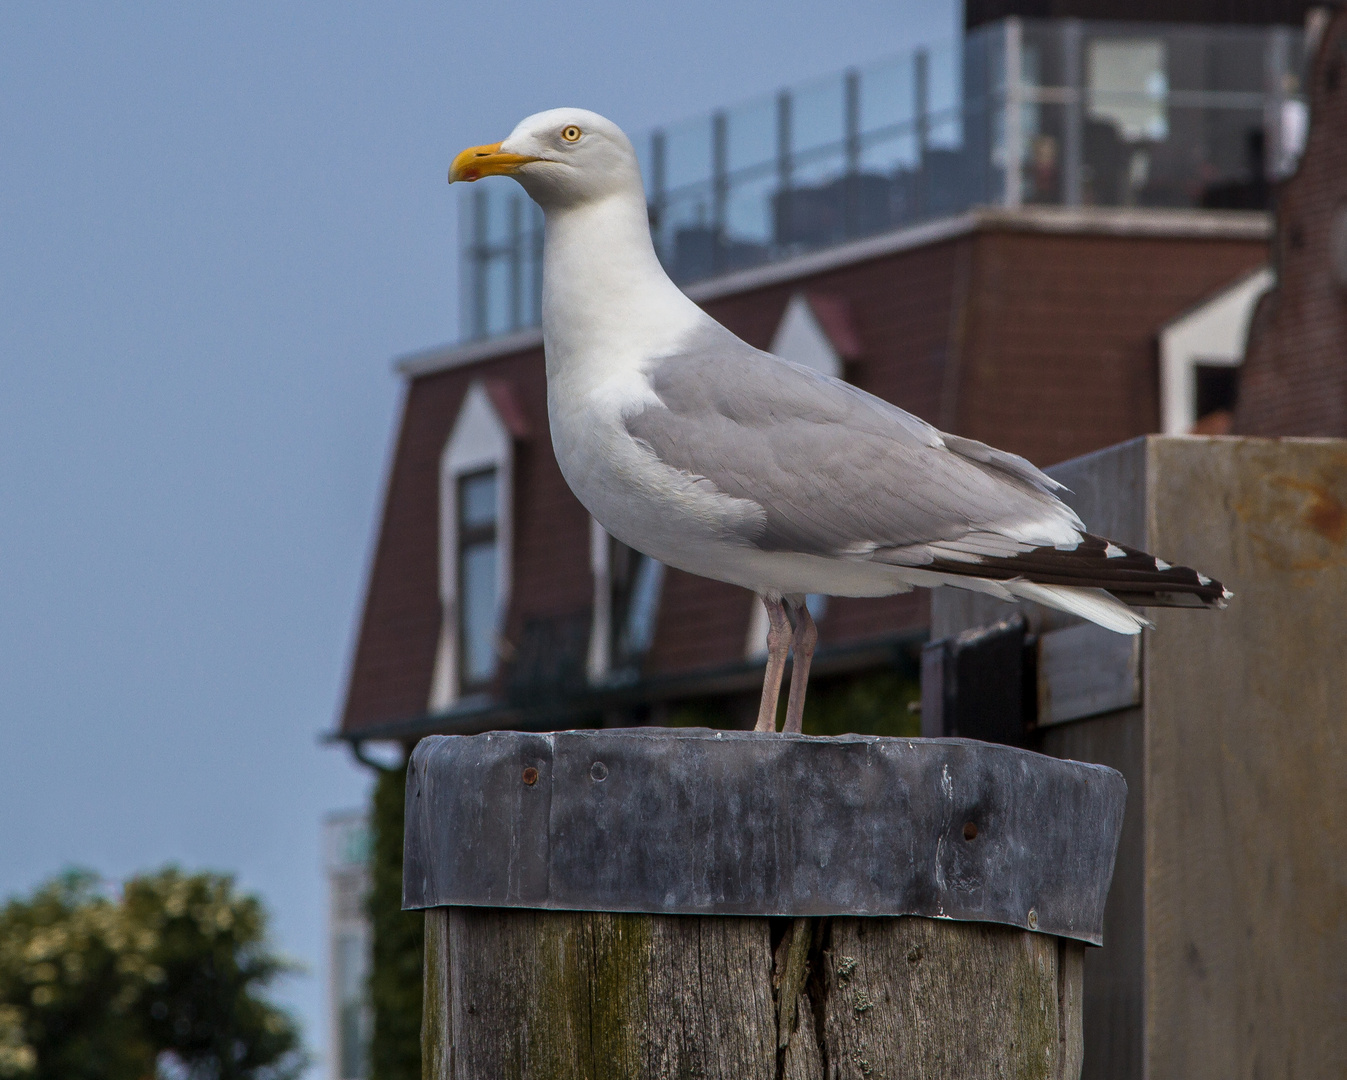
1027 908 1039 931
522 767 538 786
590 761 608 782
962 821 978 841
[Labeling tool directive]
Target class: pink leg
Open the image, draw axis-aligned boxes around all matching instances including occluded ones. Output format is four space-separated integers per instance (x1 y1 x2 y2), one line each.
782 600 818 734
754 597 792 732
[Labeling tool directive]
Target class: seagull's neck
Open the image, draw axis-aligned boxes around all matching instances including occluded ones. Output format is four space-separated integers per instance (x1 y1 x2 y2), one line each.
541 190 705 382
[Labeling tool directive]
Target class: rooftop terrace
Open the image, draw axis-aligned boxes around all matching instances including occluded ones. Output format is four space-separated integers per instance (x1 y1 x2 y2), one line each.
459 16 1306 342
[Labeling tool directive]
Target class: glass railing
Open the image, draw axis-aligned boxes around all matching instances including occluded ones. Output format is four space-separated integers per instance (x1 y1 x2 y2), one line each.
459 17 1307 342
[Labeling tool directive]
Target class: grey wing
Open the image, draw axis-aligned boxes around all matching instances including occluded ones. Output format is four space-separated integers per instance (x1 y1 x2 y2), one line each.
624 325 1084 565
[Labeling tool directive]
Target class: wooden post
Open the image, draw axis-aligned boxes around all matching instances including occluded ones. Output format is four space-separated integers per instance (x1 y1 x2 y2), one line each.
407 729 1118 1080
930 435 1347 1078
423 909 1083 1079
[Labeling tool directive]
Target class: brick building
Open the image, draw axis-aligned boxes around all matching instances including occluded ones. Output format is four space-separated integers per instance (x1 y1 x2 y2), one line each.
1237 5 1347 436
335 5 1319 751
338 207 1268 747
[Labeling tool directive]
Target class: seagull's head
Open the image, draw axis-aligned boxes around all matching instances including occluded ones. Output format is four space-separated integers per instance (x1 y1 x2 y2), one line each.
449 108 643 210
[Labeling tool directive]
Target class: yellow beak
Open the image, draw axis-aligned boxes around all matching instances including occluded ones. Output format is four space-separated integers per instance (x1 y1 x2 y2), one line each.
449 142 541 183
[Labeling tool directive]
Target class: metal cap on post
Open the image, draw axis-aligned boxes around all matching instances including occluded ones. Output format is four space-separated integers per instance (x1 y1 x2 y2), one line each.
406 728 1124 943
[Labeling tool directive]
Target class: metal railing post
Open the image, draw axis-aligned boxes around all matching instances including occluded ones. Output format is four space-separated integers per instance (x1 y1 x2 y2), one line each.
530 205 543 328
1266 25 1292 179
712 111 728 272
845 68 861 174
914 47 929 220
507 195 522 332
472 187 489 340
844 68 861 237
1063 19 1083 206
775 90 792 249
649 129 666 260
1003 16 1024 209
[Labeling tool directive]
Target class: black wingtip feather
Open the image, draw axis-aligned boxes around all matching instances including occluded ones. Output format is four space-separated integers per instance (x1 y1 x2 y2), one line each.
929 534 1229 609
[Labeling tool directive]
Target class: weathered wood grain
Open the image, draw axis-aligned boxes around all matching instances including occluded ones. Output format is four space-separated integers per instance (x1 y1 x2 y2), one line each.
434 907 775 1079
824 917 1078 1080
425 909 1084 1080
1058 939 1085 1080
421 907 451 1080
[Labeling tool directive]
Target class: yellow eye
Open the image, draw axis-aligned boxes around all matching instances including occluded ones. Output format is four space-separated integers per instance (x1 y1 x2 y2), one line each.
561 125 582 143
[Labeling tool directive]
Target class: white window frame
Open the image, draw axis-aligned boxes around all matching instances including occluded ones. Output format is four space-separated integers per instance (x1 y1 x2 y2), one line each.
1159 267 1273 435
429 381 514 711
587 517 666 684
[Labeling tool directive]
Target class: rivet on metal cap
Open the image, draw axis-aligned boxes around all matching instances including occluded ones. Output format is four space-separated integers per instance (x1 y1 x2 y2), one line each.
590 761 608 782
1027 908 1039 931
522 767 539 786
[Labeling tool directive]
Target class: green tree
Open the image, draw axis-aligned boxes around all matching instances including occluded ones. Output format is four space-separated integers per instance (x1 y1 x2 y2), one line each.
121 868 305 1079
0 872 149 1080
0 867 305 1080
366 762 421 1080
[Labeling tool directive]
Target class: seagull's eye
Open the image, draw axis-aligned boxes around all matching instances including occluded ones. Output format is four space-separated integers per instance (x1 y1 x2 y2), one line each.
561 125 582 143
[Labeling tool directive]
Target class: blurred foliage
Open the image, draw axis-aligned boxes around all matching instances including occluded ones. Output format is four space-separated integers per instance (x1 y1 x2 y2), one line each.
366 762 421 1080
797 669 921 738
0 868 305 1080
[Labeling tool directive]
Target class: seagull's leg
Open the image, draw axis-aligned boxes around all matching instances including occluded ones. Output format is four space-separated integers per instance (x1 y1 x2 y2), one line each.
754 597 792 733
782 598 818 734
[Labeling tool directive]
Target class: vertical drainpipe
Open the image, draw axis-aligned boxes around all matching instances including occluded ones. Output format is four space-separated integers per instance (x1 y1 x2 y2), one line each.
914 46 929 221
649 129 666 264
1063 19 1083 207
776 90 792 250
1003 16 1024 209
712 111 728 273
844 68 861 237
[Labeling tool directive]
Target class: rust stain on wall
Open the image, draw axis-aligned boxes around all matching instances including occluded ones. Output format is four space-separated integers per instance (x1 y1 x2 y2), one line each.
1274 477 1347 545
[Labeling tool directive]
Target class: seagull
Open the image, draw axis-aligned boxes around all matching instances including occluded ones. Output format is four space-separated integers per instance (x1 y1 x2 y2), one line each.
449 109 1230 735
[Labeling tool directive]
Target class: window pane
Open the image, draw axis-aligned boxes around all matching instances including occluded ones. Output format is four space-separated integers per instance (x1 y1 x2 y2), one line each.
460 540 499 685
459 470 498 531
1088 39 1168 143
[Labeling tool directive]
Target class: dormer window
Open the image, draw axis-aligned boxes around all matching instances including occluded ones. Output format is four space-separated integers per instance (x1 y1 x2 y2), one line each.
429 380 525 711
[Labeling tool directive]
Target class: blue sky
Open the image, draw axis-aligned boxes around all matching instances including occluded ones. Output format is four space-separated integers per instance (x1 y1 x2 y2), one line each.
0 1 956 1070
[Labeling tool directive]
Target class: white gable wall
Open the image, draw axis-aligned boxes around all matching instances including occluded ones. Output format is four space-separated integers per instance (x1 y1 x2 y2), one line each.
769 293 843 378
1159 267 1273 435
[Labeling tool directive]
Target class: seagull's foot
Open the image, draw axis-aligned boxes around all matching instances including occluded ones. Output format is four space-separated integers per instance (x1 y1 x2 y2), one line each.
782 598 818 734
754 597 792 732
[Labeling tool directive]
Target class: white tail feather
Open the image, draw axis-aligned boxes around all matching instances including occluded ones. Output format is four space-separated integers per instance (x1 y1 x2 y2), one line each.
1005 581 1152 635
